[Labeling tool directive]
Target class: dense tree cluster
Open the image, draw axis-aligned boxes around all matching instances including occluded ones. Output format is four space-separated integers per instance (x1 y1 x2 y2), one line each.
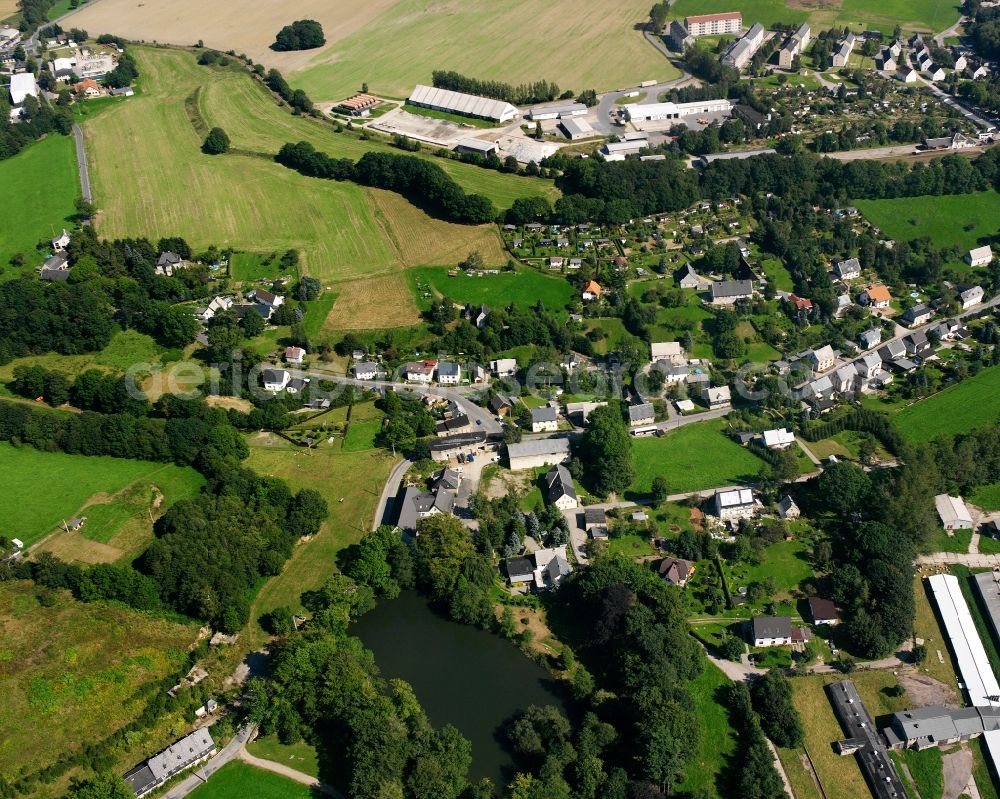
103 51 139 89
728 683 787 799
0 88 73 162
374 390 436 455
271 19 326 51
263 69 314 113
431 70 560 106
16 0 57 31
749 670 804 749
276 142 497 223
246 576 475 798
580 403 634 496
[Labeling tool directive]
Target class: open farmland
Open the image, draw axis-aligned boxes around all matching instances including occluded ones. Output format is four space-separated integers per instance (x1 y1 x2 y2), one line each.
323 273 422 330
65 0 673 103
292 0 675 101
669 0 957 35
893 365 1000 442
84 47 549 287
629 421 766 497
188 762 312 799
856 191 1000 251
0 134 80 280
409 266 576 313
0 581 197 781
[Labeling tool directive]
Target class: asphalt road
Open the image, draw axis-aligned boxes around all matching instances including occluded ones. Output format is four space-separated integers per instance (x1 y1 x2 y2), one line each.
71 124 93 203
372 457 412 531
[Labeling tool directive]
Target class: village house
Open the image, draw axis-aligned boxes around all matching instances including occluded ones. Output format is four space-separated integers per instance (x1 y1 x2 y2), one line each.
966 245 993 267
703 385 731 409
286 377 309 395
714 487 755 519
545 464 579 510
878 339 907 363
284 346 305 365
506 555 535 586
903 330 933 359
584 507 608 539
860 283 892 309
437 361 461 385
959 285 984 309
710 279 753 305
532 546 572 589
262 368 290 392
900 303 933 327
788 294 813 313
777 495 800 519
395 483 456 533
51 229 71 252
628 402 655 427
405 360 437 383
675 263 703 289
39 252 69 281
935 494 974 531
806 345 835 372
548 256 564 270
530 406 559 433
762 428 795 449
353 361 379 381
490 358 518 378
197 295 234 323
808 597 841 625
489 394 515 417
749 615 793 647
582 280 602 301
860 327 882 350
155 251 186 276
834 257 861 280
659 557 696 587
898 66 918 83
650 341 685 364
833 363 859 394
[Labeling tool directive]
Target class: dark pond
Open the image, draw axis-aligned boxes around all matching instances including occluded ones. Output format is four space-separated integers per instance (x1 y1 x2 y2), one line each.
352 590 567 789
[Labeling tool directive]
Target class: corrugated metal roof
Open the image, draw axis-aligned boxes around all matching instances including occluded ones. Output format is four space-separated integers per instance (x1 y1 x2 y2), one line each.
408 84 517 121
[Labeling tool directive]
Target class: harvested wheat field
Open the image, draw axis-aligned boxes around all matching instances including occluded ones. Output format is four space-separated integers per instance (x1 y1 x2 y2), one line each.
62 0 395 73
323 274 421 331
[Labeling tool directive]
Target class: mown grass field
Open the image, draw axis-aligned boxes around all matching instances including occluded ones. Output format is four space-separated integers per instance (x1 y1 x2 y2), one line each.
675 662 737 798
292 0 675 101
0 134 79 280
85 47 543 288
244 436 395 648
856 191 1000 251
409 266 576 312
629 421 766 496
669 0 957 34
188 762 312 799
0 442 204 549
246 737 319 779
893 365 1000 442
971 481 1000 511
0 580 197 780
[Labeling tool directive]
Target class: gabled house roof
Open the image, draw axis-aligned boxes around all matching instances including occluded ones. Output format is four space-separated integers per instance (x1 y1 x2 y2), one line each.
751 615 792 640
658 557 695 586
545 464 577 504
628 402 655 423
808 597 840 623
531 406 558 423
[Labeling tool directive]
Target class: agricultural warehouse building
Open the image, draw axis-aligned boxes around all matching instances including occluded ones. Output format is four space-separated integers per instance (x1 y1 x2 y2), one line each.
714 487 754 519
721 23 765 71
600 138 649 161
506 437 571 471
527 102 587 120
935 494 973 530
974 570 1000 649
685 11 741 37
748 615 792 646
454 138 499 156
124 729 216 797
559 117 593 140
921 574 1000 774
9 72 37 105
545 464 578 510
826 680 908 799
429 430 490 462
408 84 518 122
967 245 994 266
621 98 732 122
337 93 380 116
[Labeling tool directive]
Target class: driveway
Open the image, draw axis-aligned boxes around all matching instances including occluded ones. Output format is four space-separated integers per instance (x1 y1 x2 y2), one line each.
72 124 92 203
